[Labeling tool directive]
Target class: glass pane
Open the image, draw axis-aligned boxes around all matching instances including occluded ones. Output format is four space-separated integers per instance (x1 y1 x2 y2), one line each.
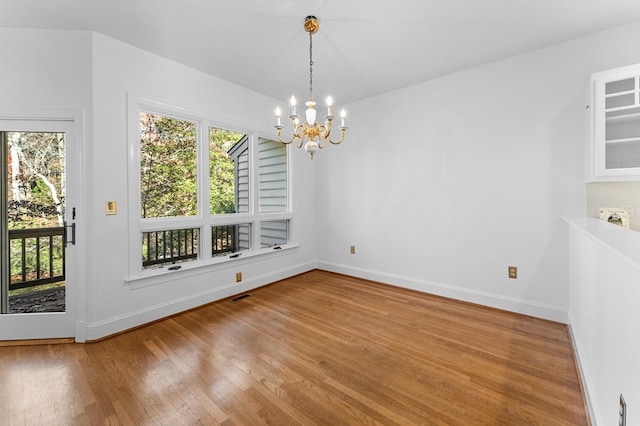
5 132 66 313
140 112 197 218
606 117 640 141
605 78 635 95
606 142 640 169
259 138 288 213
212 223 251 257
209 128 248 215
261 220 288 248
605 93 635 109
142 228 199 269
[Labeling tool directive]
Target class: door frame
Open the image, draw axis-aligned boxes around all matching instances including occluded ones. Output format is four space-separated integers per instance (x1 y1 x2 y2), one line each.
0 108 85 341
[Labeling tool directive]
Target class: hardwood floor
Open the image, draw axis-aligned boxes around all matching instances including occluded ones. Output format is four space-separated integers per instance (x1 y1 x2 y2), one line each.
0 270 588 425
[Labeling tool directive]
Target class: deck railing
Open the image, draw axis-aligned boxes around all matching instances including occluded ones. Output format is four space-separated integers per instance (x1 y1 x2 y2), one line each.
141 225 239 269
212 225 237 256
8 226 65 291
142 228 199 268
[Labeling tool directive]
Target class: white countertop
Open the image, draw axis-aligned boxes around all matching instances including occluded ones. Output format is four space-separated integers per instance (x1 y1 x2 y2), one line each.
563 216 640 270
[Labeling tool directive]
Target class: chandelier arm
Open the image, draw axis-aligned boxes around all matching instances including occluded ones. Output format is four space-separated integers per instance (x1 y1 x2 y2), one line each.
317 123 329 141
276 134 296 145
275 126 301 145
316 121 346 145
328 127 347 145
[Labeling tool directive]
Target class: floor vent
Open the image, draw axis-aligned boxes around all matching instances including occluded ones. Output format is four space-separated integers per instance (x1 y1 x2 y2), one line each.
230 294 251 302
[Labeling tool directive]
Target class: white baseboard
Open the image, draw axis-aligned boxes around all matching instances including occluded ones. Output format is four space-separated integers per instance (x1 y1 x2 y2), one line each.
81 260 568 340
82 261 316 341
567 320 597 425
317 261 569 323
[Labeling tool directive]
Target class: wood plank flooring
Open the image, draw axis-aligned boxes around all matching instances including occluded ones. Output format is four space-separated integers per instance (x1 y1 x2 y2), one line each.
0 270 588 425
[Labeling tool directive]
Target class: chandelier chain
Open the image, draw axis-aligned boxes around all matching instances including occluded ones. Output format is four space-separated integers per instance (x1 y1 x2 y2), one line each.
309 31 314 101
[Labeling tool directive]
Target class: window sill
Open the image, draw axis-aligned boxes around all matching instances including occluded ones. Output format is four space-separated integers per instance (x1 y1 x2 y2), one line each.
126 243 299 289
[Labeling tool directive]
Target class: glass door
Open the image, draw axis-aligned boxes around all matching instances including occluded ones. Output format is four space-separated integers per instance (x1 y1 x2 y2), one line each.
0 119 77 340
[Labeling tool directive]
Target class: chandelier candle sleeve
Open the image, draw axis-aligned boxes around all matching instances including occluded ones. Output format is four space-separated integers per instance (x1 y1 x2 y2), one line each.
273 15 348 159
290 96 297 116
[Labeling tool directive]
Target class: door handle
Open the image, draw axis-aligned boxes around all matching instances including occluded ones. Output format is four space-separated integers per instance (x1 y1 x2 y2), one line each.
64 221 76 246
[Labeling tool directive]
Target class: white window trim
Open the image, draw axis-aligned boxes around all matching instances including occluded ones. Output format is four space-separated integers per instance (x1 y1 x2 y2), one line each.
126 94 295 284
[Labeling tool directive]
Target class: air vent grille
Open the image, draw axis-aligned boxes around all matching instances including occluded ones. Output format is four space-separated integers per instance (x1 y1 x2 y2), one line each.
230 294 251 302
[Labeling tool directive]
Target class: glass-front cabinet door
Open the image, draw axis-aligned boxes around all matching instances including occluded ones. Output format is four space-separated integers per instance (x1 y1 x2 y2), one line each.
590 63 640 181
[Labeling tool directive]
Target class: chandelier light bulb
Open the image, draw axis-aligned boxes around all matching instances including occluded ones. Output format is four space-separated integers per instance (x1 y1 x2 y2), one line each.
326 96 333 117
290 95 297 115
340 109 346 127
275 107 281 126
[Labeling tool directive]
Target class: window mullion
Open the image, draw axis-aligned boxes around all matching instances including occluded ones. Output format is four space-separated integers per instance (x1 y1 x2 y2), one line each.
250 133 260 251
200 121 211 262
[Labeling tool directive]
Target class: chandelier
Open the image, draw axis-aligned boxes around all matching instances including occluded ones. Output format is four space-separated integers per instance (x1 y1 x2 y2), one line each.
274 16 347 159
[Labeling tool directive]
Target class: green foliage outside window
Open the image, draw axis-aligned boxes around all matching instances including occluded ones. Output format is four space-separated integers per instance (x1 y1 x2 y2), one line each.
209 128 244 215
140 113 197 218
140 113 246 219
6 132 65 229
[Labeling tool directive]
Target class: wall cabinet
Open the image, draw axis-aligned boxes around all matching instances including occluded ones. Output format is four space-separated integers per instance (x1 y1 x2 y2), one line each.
589 63 640 181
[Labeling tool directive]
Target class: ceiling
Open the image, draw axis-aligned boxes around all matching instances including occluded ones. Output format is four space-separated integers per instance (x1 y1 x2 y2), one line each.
2 0 640 105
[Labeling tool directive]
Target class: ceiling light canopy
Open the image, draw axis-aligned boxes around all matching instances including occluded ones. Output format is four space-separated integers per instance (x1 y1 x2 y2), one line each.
274 16 347 159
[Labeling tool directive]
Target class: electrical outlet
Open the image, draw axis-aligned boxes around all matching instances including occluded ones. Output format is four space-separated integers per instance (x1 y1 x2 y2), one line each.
508 266 518 279
350 245 356 254
235 272 242 283
620 394 626 426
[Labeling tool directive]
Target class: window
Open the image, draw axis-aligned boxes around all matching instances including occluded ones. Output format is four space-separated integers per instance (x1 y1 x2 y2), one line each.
140 113 197 219
260 220 288 248
128 97 292 279
142 228 198 269
209 128 247 215
258 138 287 213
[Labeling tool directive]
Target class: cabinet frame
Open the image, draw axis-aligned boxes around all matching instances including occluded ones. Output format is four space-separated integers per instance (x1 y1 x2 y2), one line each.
589 63 640 182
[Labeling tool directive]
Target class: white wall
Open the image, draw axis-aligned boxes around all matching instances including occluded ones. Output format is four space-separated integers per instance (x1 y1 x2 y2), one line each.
0 28 93 339
0 29 92 109
316 20 640 323
83 33 317 340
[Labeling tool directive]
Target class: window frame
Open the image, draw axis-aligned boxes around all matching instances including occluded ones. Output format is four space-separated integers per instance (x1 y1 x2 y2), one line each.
126 95 294 283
